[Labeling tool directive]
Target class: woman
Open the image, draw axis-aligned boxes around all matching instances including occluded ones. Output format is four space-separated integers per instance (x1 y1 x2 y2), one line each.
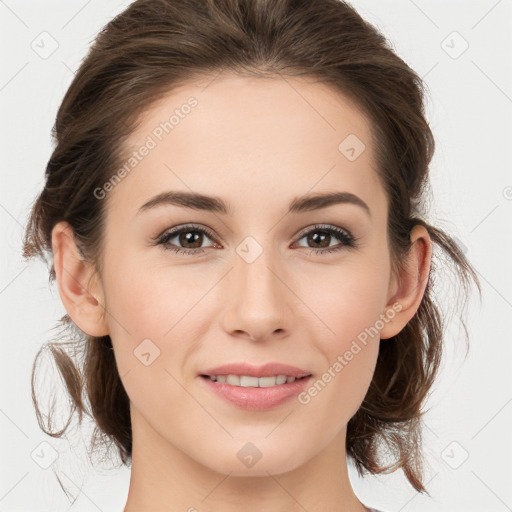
23 0 480 510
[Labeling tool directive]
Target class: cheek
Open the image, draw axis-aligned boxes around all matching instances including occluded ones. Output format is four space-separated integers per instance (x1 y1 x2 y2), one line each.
102 268 198 427
98 262 191 390
296 276 384 433
303 257 390 343
101 256 220 409
103 255 206 340
297 257 388 403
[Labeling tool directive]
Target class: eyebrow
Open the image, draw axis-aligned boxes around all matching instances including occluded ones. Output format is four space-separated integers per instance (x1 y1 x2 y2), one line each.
137 190 371 218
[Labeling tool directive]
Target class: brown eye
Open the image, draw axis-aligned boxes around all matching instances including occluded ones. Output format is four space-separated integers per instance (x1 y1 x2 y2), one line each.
156 224 218 254
295 224 356 254
305 230 332 248
175 229 205 249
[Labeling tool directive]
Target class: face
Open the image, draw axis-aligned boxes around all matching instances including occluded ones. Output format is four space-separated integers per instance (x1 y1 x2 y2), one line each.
96 73 398 476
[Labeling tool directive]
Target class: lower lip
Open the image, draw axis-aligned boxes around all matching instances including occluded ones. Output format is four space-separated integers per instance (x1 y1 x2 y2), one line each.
199 375 312 411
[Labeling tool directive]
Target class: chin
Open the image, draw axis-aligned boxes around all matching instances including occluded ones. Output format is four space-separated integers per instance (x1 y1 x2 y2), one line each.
194 438 309 477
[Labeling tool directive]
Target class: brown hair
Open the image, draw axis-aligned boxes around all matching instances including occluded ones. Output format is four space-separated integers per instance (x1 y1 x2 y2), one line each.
23 0 481 495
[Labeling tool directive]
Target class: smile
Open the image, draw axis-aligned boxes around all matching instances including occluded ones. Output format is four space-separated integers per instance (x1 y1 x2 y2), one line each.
201 374 310 387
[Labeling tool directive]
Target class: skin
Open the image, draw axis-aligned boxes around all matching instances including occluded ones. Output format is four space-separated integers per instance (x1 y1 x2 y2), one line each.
51 73 432 512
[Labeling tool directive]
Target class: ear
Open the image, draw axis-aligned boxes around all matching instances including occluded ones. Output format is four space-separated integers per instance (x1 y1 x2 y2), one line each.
380 224 432 340
51 221 109 337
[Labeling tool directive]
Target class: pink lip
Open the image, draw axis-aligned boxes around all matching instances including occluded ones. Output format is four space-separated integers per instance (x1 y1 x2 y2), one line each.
200 374 313 411
200 362 311 378
198 362 313 411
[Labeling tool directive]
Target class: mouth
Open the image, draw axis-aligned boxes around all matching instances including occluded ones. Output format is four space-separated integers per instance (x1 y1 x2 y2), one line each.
197 362 313 410
199 373 313 411
200 374 312 387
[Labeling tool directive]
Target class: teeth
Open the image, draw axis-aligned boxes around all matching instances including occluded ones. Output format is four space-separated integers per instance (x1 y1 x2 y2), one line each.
206 374 302 387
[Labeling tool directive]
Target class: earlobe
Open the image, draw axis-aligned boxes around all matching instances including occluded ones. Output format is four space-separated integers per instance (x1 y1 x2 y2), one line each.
380 224 432 340
51 221 109 337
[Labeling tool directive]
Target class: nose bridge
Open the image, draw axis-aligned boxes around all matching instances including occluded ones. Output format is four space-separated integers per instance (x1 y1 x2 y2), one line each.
222 234 290 339
236 234 285 308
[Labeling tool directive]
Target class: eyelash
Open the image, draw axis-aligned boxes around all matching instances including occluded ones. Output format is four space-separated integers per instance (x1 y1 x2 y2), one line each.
154 223 359 257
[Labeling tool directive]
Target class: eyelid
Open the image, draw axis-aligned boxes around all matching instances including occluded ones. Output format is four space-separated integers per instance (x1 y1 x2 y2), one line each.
155 223 218 243
292 224 356 248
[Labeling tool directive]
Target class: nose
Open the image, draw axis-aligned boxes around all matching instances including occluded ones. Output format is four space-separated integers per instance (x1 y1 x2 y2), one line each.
221 240 292 342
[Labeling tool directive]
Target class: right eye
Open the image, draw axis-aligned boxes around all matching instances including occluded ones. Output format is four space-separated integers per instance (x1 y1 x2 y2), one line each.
155 224 220 255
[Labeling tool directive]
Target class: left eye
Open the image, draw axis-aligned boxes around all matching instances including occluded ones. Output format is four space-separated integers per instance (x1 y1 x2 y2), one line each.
155 223 357 255
294 224 356 254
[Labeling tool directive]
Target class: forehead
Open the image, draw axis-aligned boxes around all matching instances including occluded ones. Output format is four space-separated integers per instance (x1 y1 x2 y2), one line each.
111 73 385 217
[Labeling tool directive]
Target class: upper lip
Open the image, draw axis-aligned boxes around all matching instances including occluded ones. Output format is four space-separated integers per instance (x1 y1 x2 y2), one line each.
200 362 312 378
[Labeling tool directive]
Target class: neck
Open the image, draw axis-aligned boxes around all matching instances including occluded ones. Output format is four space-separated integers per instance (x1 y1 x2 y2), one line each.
124 407 370 512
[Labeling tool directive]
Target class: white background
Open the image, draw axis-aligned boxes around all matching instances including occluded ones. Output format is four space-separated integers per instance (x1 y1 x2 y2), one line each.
0 1 511 511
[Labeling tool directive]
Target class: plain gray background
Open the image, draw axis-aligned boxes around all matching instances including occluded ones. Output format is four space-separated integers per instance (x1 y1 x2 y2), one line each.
1 0 511 511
